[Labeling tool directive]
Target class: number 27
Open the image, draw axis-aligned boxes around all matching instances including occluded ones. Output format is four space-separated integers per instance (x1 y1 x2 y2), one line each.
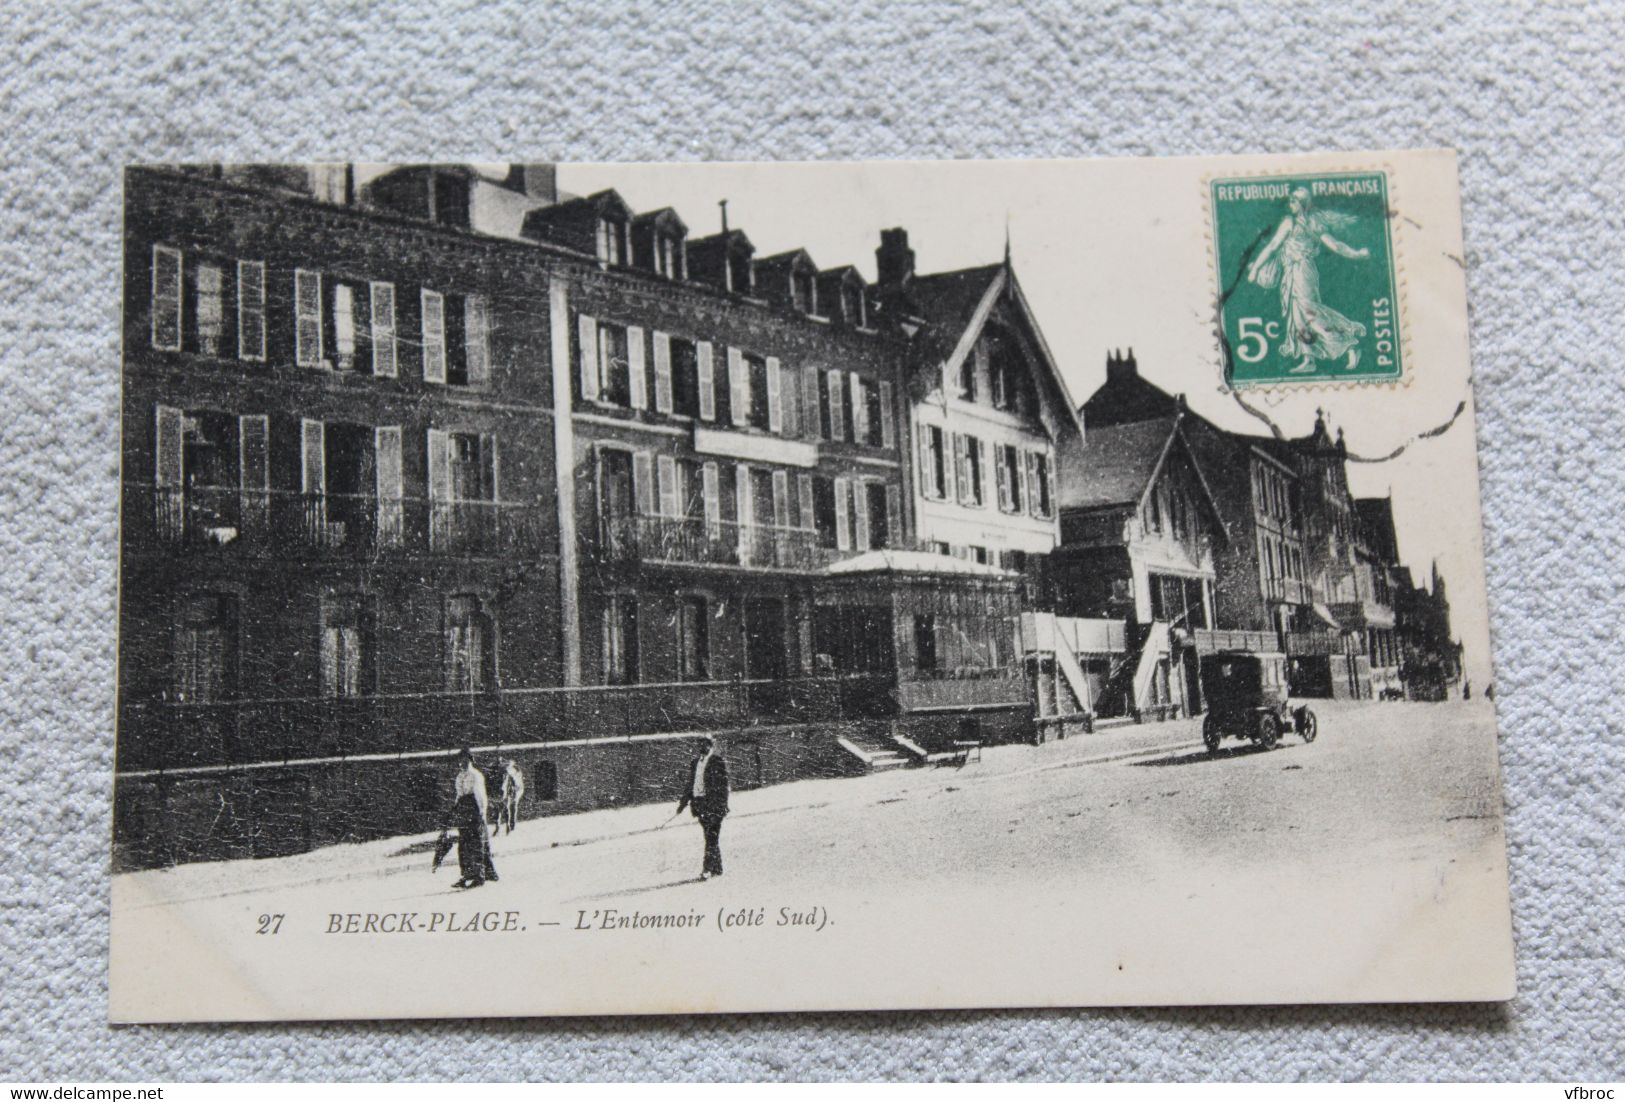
257 913 284 934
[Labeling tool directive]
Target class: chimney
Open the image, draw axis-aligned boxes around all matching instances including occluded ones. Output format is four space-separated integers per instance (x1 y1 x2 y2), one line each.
505 163 558 205
876 228 915 287
1105 347 1139 383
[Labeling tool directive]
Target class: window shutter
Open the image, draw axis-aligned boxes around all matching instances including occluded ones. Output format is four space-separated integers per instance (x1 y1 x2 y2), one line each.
886 485 901 545
919 429 936 498
237 259 266 362
697 340 716 421
878 381 895 448
652 331 673 413
827 369 845 441
797 473 815 530
735 463 752 527
1041 451 1054 517
767 356 783 433
977 438 991 506
464 295 491 385
1025 451 1042 517
834 477 851 550
296 269 324 367
154 405 183 487
238 415 269 532
368 282 396 377
772 469 789 527
375 426 403 546
480 434 500 502
995 444 1010 511
853 480 871 550
803 364 822 440
849 373 868 445
702 461 721 534
151 246 182 351
627 324 647 409
299 418 325 495
954 434 969 504
657 455 679 517
727 347 748 427
421 290 446 383
575 312 599 401
427 429 451 501
331 283 356 371
632 451 654 515
194 263 224 356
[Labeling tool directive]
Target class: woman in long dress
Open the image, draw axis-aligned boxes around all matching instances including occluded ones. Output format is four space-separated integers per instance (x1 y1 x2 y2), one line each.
450 748 498 888
1246 187 1370 374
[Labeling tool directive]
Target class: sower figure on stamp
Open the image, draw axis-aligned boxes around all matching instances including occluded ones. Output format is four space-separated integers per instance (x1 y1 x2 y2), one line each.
1247 186 1369 374
498 758 524 836
449 748 498 889
676 737 730 880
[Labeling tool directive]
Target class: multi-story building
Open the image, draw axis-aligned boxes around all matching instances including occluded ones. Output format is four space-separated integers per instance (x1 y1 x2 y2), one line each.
1050 411 1227 717
116 164 1074 866
1081 352 1313 640
1353 496 1404 694
1075 352 1434 704
871 233 1080 571
118 164 564 866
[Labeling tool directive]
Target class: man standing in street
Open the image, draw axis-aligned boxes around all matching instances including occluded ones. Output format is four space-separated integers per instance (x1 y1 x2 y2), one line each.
676 737 730 880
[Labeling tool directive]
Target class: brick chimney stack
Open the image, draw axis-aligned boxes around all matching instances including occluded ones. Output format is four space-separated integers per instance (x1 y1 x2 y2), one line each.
1105 347 1139 382
876 228 915 287
505 163 558 205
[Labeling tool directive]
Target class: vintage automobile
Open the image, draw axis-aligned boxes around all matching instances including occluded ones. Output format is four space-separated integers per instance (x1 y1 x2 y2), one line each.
1199 650 1318 753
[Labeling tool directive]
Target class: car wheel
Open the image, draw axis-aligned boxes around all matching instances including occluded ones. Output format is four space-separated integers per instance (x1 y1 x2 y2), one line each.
1298 708 1318 744
1203 714 1221 754
1256 712 1282 748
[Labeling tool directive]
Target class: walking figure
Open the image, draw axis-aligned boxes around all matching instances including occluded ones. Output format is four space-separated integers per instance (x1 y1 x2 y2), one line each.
676 737 730 880
447 748 498 889
498 758 524 836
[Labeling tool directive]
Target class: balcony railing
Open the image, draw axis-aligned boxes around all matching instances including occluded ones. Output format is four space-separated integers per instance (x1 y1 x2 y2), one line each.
130 484 542 560
595 514 845 571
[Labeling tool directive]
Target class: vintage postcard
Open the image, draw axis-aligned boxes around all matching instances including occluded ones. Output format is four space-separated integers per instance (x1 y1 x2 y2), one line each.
111 150 1513 1022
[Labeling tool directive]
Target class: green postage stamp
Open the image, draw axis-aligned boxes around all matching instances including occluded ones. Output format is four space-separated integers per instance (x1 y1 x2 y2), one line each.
1211 171 1403 387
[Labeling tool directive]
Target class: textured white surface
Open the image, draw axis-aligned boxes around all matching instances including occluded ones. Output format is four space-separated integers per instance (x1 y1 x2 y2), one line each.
1 0 1621 1082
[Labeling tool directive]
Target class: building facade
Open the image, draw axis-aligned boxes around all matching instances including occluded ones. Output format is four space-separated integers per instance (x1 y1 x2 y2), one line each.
119 165 565 866
116 165 1074 867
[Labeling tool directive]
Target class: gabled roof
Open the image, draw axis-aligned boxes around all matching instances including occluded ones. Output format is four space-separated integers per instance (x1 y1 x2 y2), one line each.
903 263 1085 440
755 248 817 272
632 206 687 235
1059 416 1229 542
525 188 632 226
818 264 865 286
1061 418 1181 511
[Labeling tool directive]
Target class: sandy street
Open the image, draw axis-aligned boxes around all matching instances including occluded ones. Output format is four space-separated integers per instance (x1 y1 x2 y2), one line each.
111 699 1513 1019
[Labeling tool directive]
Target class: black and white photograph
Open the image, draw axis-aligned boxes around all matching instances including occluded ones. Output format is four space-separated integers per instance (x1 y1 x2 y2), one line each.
109 151 1513 1022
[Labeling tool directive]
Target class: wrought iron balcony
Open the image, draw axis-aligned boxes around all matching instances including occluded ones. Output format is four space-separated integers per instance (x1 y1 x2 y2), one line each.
595 513 845 571
130 484 543 560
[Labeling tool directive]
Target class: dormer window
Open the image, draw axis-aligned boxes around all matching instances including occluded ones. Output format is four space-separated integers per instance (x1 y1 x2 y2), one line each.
654 233 685 279
597 218 629 266
727 251 752 295
842 282 865 327
791 268 816 314
430 172 470 228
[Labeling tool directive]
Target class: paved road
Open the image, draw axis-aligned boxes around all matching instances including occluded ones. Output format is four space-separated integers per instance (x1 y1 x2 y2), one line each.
113 699 1513 1019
